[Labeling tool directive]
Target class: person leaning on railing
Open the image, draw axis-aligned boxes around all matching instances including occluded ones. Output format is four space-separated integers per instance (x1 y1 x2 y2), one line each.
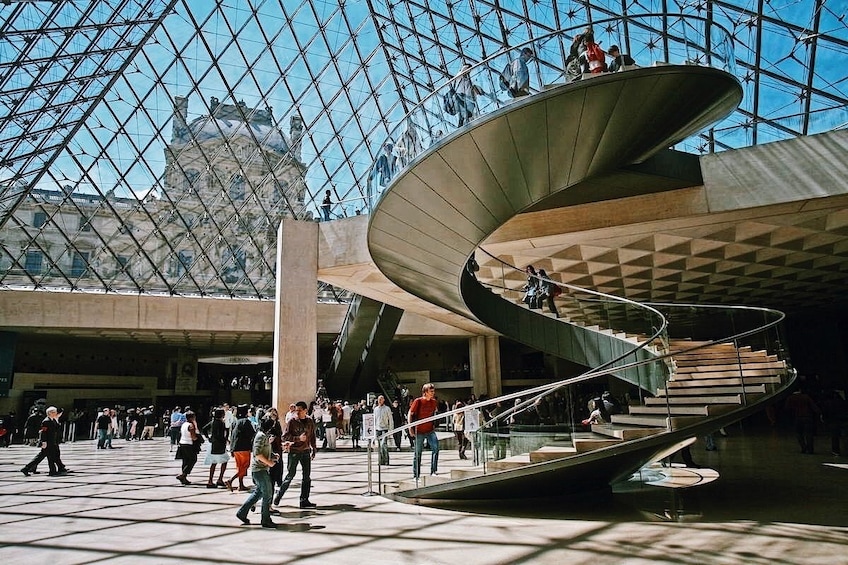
607 45 636 72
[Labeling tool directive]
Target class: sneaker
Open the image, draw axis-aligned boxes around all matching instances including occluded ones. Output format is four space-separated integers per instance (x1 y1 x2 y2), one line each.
236 513 250 525
299 500 317 509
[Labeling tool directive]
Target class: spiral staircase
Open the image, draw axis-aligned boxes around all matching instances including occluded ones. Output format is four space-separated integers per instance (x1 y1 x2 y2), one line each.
363 20 794 501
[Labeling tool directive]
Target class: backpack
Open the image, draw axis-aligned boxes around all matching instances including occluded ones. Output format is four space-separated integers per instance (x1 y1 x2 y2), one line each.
586 42 607 73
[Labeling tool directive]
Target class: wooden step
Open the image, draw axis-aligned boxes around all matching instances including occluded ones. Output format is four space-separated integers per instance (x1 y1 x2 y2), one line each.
486 455 532 471
671 372 783 383
675 361 785 373
450 468 485 480
572 434 623 452
591 423 666 440
668 376 782 387
658 384 766 396
630 405 710 416
673 352 774 364
646 395 743 405
384 473 454 493
611 414 669 428
529 445 578 463
673 353 771 364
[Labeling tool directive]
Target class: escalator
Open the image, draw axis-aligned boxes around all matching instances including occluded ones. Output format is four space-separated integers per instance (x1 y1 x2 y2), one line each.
325 294 403 399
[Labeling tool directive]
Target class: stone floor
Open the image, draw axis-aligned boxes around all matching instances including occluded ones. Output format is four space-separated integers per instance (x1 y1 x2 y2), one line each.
0 422 846 565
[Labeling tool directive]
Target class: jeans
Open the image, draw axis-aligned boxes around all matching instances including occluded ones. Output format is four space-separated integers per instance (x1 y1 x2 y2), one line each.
97 429 109 448
237 469 274 525
278 452 312 503
412 430 439 478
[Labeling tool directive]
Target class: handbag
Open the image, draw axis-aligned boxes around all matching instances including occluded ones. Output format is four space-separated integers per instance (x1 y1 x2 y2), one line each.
193 434 205 453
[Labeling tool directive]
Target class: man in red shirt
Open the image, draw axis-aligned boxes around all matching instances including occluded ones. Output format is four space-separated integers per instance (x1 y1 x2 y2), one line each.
407 383 440 479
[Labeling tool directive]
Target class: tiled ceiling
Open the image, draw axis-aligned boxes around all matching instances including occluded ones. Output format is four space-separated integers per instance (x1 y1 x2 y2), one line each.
480 192 848 313
0 0 846 301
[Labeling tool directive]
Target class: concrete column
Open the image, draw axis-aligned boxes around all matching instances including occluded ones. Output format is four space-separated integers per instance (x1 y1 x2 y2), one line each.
469 336 487 396
273 218 318 411
484 335 501 397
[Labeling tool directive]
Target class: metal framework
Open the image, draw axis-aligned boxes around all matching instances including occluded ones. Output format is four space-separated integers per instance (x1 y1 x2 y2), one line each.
0 0 845 298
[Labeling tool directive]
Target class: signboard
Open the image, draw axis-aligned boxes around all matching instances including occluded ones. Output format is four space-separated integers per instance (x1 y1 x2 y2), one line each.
465 408 481 433
0 332 16 398
361 413 375 439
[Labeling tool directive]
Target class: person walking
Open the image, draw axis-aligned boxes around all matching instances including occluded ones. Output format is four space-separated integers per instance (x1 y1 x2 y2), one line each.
452 63 484 126
236 417 280 528
175 411 199 485
225 404 255 492
204 408 229 488
453 399 468 460
500 47 534 97
408 383 440 479
168 406 185 452
95 408 112 449
22 406 68 477
274 401 318 509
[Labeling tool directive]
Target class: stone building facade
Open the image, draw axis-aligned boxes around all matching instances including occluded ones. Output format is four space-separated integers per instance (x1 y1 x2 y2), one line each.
0 96 307 297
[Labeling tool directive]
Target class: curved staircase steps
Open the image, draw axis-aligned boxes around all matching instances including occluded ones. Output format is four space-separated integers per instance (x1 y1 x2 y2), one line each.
529 444 578 462
380 339 786 497
590 423 666 440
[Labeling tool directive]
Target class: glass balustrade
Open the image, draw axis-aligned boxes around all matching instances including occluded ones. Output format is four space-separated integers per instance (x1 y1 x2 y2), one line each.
369 251 790 498
364 14 736 215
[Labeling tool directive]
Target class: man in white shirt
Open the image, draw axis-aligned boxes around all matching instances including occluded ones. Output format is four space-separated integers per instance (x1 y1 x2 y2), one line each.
373 395 393 465
341 401 352 437
285 403 298 423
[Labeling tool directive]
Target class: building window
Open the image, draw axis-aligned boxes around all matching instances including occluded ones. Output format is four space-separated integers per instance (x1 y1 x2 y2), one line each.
33 211 47 228
70 250 89 277
175 250 193 277
24 250 43 275
184 169 200 192
221 247 246 284
79 215 91 232
273 180 288 204
229 174 245 201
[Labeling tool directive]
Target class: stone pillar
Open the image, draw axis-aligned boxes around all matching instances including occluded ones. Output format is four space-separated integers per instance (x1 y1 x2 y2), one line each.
484 335 501 397
469 336 487 397
273 217 318 411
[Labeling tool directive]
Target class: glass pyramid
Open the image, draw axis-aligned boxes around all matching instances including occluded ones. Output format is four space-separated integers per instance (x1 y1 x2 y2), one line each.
1 0 845 298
